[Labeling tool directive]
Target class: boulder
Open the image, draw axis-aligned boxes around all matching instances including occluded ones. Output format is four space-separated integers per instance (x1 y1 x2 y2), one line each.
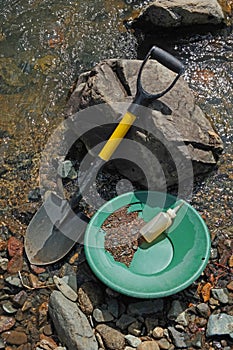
131 0 225 31
65 58 223 191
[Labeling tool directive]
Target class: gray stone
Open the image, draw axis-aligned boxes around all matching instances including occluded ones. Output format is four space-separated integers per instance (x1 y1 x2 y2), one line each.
176 311 189 326
93 308 114 323
127 300 164 316
167 300 186 321
49 291 98 350
96 324 125 350
125 334 142 347
133 0 225 29
212 288 229 304
206 313 233 339
66 59 223 191
57 160 77 179
145 317 159 334
107 298 119 318
116 314 137 330
53 276 78 302
168 327 188 348
196 303 211 318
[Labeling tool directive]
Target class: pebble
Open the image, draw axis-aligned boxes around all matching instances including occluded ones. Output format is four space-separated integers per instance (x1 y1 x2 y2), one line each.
128 320 142 336
12 290 27 307
206 313 233 339
96 324 125 350
127 300 164 316
157 338 171 349
137 340 160 350
228 254 233 267
116 314 137 330
168 327 187 348
167 300 185 321
145 317 158 334
5 275 22 288
7 254 23 274
1 330 28 345
125 334 142 347
93 308 114 322
176 311 189 326
196 303 211 318
227 281 233 291
152 326 164 339
2 301 18 314
49 291 98 350
53 276 77 302
0 316 16 332
78 281 104 315
0 257 8 271
106 298 119 318
7 236 23 257
211 288 229 304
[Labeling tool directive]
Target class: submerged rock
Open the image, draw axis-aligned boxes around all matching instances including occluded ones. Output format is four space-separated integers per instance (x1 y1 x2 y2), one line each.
65 58 223 190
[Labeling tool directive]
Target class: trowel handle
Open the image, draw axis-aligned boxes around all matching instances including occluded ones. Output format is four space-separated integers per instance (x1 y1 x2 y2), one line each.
151 46 184 74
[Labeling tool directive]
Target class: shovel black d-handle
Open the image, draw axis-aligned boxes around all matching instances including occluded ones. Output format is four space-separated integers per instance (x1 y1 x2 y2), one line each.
69 46 184 211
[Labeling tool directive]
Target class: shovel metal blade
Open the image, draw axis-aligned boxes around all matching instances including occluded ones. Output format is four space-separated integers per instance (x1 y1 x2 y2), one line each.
25 192 89 265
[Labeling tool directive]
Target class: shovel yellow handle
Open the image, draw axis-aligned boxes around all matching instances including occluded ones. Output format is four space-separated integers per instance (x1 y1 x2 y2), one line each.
98 111 136 161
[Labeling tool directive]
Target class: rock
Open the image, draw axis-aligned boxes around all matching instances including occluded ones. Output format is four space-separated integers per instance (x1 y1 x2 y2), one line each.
152 326 164 339
167 300 186 321
106 298 119 318
176 311 189 326
128 320 142 336
132 0 225 30
137 340 160 350
157 338 171 349
5 275 23 288
211 288 229 304
7 236 23 257
0 257 8 272
127 300 164 316
78 281 104 315
1 330 27 345
168 326 188 348
196 303 211 318
96 324 125 350
145 317 159 334
2 301 18 314
125 334 142 347
49 291 98 350
53 275 78 302
66 59 223 190
57 160 77 179
206 313 233 339
0 316 16 332
93 307 114 322
116 314 137 330
7 254 23 274
12 291 27 307
227 281 233 291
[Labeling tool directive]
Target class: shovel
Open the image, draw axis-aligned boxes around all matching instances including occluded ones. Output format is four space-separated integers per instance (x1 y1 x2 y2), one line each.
25 46 184 265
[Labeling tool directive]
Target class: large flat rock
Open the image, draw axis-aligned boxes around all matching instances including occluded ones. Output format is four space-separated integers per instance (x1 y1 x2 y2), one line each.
65 58 223 190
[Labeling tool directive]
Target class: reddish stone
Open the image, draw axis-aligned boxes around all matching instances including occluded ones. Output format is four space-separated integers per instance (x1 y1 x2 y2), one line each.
7 254 23 274
30 264 46 274
7 237 23 257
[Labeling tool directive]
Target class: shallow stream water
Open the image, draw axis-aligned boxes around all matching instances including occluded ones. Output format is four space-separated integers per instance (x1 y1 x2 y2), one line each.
0 0 232 241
